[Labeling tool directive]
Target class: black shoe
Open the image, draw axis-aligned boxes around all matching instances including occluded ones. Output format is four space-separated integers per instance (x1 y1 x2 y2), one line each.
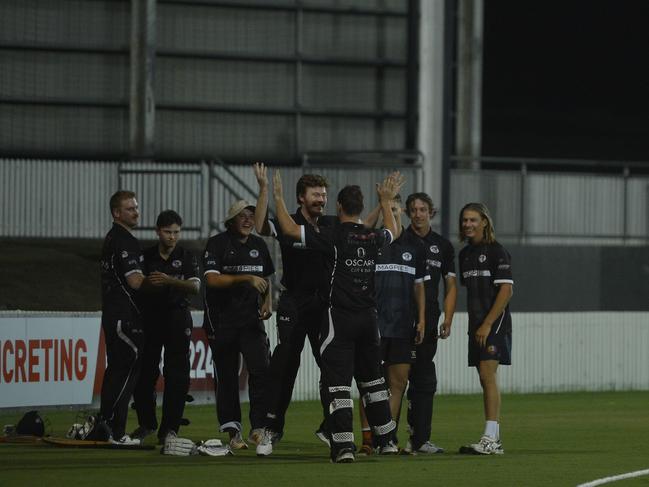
333 448 355 463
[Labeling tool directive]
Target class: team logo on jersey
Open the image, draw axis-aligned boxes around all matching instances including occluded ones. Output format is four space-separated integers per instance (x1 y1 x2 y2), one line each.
486 345 497 355
402 252 412 262
249 249 259 258
357 247 366 258
204 251 209 258
121 251 128 258
172 259 182 268
430 245 439 254
479 254 487 263
184 328 192 337
139 255 144 262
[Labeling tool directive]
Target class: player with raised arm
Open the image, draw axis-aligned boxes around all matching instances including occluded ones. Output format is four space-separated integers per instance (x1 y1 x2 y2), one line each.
457 202 513 455
358 193 427 454
271 169 402 463
252 162 335 455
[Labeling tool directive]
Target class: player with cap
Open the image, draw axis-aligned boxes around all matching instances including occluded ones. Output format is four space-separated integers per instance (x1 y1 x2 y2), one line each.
202 200 274 450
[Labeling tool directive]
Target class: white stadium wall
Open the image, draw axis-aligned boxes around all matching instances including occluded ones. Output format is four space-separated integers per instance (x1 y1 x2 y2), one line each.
1 311 647 409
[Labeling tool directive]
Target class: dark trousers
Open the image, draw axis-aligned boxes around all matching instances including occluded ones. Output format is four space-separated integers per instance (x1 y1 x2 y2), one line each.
133 308 192 440
207 321 270 432
407 335 439 449
320 307 395 460
99 312 144 439
263 292 327 434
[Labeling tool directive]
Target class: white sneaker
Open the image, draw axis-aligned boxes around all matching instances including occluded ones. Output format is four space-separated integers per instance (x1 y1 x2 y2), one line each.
112 434 141 446
256 429 274 456
416 441 445 454
377 440 399 455
462 435 504 455
248 428 265 445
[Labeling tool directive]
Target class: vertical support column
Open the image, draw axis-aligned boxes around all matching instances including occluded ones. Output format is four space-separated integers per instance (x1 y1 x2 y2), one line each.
417 0 446 233
130 0 156 160
405 0 419 150
455 0 483 170
294 5 304 158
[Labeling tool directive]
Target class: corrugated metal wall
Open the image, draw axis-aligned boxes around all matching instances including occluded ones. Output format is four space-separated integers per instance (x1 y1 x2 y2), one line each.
2 158 647 244
451 169 649 244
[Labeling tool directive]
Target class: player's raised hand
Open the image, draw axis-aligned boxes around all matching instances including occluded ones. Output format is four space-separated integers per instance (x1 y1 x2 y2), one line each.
376 171 404 202
253 162 268 188
272 169 284 201
388 171 405 194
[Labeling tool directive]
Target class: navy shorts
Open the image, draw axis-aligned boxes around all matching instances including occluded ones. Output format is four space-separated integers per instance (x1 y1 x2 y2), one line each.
468 328 511 367
381 336 416 365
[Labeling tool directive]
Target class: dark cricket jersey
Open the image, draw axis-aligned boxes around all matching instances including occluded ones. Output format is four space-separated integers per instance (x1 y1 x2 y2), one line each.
375 228 428 338
203 230 274 328
139 245 200 313
406 226 456 330
100 223 143 314
302 222 393 312
268 211 337 297
459 241 513 332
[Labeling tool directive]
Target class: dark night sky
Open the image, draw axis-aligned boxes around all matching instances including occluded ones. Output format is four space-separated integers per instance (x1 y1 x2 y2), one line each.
482 0 649 162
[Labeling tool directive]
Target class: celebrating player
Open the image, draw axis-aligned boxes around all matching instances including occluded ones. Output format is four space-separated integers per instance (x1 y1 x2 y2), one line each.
203 200 274 450
271 169 402 463
253 162 335 455
403 193 457 454
457 202 513 455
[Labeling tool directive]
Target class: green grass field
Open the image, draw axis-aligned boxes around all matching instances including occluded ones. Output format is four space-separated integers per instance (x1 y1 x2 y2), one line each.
1 392 648 486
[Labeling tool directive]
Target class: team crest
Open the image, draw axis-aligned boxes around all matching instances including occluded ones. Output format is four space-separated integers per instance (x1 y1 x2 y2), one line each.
430 245 439 254
479 254 487 263
402 252 412 262
121 251 128 258
184 328 192 337
249 249 259 258
172 259 182 268
357 247 366 258
204 251 209 258
486 345 497 355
